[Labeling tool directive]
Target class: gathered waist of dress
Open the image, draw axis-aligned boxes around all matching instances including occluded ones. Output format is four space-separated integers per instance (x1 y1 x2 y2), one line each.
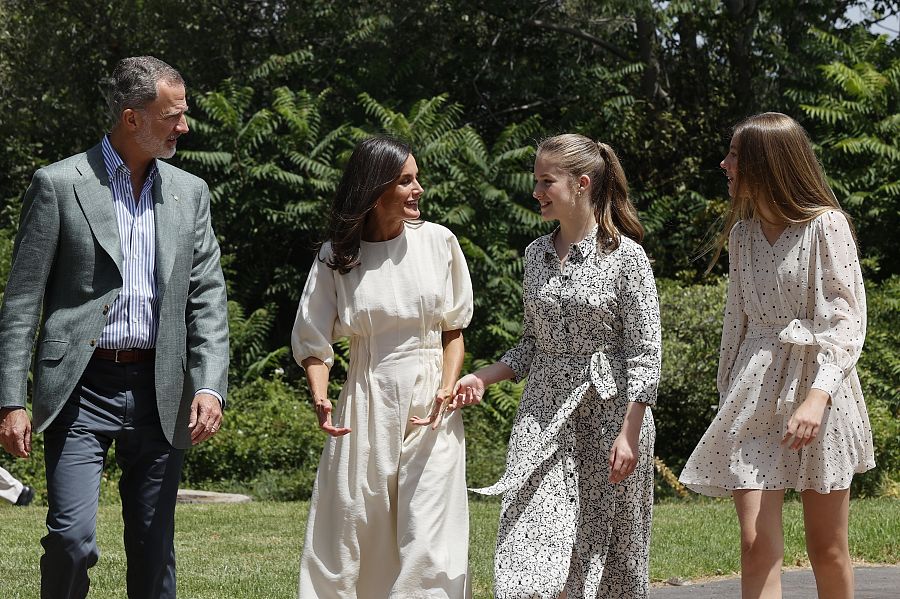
745 323 787 339
745 318 816 345
349 329 443 362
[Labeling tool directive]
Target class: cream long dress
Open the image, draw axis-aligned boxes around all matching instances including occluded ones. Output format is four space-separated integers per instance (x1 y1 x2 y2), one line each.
292 221 474 599
680 211 875 496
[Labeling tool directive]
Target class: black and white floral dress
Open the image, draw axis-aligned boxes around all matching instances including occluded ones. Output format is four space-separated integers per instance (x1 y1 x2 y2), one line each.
473 227 661 599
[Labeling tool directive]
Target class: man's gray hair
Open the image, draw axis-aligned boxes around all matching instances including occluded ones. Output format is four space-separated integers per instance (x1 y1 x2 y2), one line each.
104 56 184 126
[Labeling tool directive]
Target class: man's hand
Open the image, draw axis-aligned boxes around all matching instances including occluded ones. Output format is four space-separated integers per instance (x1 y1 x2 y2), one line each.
188 393 223 445
0 407 32 458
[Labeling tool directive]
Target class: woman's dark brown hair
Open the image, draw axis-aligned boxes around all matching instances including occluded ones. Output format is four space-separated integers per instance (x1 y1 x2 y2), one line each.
323 136 411 274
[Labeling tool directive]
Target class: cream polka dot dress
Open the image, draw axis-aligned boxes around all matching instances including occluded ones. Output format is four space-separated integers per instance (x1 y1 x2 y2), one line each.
680 211 875 497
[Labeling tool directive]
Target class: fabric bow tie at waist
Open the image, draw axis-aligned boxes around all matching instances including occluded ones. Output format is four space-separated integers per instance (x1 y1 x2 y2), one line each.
747 319 819 416
471 349 616 497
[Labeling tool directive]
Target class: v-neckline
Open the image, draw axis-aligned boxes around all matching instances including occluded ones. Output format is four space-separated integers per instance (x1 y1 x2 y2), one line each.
756 219 788 248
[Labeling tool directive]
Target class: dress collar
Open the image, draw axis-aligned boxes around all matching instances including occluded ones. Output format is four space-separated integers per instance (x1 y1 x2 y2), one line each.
542 224 600 263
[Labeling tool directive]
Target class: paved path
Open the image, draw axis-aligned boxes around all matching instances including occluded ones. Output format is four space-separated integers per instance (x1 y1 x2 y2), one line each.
651 566 900 598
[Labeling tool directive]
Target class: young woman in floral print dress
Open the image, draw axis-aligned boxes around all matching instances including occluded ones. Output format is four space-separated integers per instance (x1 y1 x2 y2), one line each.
452 134 661 599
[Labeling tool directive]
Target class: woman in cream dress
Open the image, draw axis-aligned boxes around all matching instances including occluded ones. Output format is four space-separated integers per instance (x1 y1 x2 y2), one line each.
680 113 874 599
292 137 474 598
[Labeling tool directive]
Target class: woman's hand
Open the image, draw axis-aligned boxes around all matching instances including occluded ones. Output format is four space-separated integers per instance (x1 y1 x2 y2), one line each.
782 389 830 450
314 397 351 437
609 432 639 484
447 373 485 412
410 388 454 430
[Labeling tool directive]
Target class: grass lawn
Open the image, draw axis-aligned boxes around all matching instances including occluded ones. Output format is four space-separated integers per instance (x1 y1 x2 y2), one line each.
1 497 897 598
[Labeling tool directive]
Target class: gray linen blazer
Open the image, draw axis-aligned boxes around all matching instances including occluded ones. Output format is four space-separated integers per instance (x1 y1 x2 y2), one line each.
0 143 229 449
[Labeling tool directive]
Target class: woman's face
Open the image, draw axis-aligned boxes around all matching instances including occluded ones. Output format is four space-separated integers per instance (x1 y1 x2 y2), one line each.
720 134 738 198
532 154 584 222
372 154 423 225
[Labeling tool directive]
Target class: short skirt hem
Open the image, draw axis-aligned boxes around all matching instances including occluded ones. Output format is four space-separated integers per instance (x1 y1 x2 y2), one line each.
680 463 875 498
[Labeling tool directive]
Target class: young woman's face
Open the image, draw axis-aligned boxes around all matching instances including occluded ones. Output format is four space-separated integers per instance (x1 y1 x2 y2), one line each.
720 135 739 198
371 154 423 225
532 154 584 222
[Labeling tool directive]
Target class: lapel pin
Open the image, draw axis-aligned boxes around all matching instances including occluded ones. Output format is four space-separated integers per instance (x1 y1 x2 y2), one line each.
173 194 179 201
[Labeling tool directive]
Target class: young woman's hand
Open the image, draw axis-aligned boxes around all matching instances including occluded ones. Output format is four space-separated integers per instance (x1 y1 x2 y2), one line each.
448 373 485 411
609 432 640 484
410 373 486 429
314 397 352 437
782 389 830 450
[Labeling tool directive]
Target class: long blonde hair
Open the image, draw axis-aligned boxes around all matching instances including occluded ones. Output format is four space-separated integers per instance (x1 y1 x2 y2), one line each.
537 133 643 250
709 112 851 267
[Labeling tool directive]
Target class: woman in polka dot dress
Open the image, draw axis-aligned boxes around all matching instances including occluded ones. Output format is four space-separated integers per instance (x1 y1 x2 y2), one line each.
679 112 875 599
454 134 661 599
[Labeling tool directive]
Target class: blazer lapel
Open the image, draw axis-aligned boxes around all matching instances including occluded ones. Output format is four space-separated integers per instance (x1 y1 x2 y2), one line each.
154 167 180 296
74 145 123 277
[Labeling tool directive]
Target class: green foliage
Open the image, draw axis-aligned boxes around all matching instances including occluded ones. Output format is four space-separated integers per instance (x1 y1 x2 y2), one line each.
227 301 289 386
179 83 348 314
654 278 727 478
794 27 900 277
854 276 900 496
181 377 323 501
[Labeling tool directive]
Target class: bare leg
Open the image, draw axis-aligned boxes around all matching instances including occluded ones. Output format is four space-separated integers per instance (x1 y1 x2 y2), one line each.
801 489 853 599
733 489 785 599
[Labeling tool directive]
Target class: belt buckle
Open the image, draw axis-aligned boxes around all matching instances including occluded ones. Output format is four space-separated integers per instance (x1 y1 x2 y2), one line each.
114 349 125 363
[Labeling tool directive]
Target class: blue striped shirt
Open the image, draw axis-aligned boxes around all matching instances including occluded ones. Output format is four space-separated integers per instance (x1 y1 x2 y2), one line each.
99 135 159 350
97 137 223 406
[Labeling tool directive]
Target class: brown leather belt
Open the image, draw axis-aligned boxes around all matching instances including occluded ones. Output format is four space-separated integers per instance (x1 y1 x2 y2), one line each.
94 348 156 363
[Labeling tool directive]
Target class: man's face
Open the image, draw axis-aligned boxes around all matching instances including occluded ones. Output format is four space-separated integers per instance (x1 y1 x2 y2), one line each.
134 80 189 160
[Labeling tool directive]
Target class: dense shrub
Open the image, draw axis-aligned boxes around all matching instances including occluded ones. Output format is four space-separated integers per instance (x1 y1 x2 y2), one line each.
853 277 900 496
654 278 726 476
181 377 323 501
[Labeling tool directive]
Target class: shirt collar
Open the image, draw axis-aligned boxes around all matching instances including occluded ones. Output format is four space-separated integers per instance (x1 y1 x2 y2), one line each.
101 134 159 184
543 224 600 263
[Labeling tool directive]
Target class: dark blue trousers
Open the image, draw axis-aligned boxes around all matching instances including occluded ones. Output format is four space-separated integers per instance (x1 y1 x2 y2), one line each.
41 355 184 599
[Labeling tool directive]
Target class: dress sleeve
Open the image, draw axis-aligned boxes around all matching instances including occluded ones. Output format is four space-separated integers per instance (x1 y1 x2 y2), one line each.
440 233 474 331
717 222 748 401
809 211 866 399
499 247 537 382
619 244 661 406
291 247 339 369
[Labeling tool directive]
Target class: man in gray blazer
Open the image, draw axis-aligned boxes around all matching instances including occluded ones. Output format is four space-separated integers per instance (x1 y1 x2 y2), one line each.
0 56 228 598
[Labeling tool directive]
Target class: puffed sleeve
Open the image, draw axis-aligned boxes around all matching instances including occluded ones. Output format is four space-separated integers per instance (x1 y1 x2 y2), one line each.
291 245 339 369
499 245 538 382
716 222 748 401
809 210 866 399
619 243 661 405
440 233 474 330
